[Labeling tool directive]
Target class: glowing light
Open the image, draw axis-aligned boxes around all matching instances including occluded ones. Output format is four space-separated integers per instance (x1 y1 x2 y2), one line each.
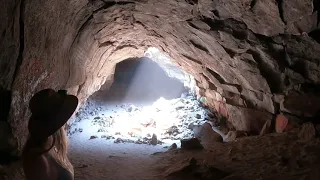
101 97 194 140
74 47 202 145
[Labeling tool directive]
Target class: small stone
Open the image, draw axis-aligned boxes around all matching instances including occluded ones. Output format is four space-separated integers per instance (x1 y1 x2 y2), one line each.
127 106 133 112
275 114 288 133
122 139 135 143
173 132 178 136
135 140 143 144
89 135 98 140
151 152 162 155
97 129 105 132
101 135 107 138
180 138 203 150
195 114 201 119
114 138 124 143
151 134 157 145
106 136 114 140
223 131 237 142
298 122 315 142
175 106 184 110
115 132 121 135
168 143 177 150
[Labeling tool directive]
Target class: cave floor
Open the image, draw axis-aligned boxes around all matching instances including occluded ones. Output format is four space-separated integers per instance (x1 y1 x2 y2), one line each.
67 129 320 180
64 93 320 180
2 94 320 180
1 128 320 180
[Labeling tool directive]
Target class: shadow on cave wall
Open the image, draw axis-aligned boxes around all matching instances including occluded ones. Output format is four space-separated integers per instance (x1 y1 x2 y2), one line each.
0 87 11 122
99 57 188 103
0 87 19 165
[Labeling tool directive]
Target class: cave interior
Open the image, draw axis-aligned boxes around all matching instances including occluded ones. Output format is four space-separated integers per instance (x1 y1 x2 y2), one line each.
1 0 320 179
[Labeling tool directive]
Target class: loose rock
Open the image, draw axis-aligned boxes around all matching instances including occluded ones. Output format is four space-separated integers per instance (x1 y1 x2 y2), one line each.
223 131 237 142
195 114 202 119
89 135 98 140
193 123 222 143
168 143 177 150
114 138 124 143
275 114 288 133
151 134 157 145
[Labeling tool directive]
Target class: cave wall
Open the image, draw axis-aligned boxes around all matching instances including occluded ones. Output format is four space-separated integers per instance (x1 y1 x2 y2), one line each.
1 0 320 151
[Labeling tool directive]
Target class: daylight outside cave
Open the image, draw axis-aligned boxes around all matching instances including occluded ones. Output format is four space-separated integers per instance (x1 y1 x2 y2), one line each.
68 48 215 147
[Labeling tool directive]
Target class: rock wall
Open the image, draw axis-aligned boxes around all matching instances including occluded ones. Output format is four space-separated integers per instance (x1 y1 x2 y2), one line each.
1 0 320 151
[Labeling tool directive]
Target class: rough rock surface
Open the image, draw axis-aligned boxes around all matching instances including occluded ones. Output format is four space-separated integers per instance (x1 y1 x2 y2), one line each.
298 122 316 142
0 0 319 152
193 123 223 143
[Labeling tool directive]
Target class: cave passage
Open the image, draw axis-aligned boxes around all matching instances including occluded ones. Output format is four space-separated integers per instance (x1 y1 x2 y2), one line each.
69 56 212 148
102 57 188 104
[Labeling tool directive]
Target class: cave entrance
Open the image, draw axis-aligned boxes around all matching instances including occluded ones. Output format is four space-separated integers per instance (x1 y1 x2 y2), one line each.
69 48 211 148
100 57 189 104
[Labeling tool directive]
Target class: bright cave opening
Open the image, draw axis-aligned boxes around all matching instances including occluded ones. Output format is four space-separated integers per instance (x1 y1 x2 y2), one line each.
69 48 214 147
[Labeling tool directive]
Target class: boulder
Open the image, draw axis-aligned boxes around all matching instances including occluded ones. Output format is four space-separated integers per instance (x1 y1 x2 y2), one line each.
193 123 223 143
226 104 273 134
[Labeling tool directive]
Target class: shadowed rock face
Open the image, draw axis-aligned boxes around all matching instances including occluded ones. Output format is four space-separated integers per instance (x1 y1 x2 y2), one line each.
0 0 319 150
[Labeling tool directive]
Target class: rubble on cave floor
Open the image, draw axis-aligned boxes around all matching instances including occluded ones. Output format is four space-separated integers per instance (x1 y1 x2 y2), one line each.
68 92 220 146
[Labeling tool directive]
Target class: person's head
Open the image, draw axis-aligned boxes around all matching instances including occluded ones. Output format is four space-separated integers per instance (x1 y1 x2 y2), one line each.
25 89 78 175
28 89 78 140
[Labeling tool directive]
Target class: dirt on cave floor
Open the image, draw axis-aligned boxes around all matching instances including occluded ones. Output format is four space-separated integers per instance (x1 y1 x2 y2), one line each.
1 94 320 180
52 92 320 180
67 99 320 180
